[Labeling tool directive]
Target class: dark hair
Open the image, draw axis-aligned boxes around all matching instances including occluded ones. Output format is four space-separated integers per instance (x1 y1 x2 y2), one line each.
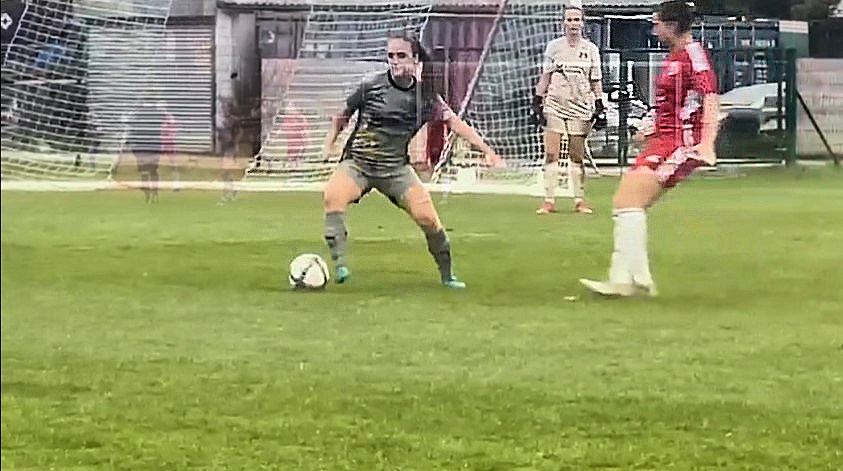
386 30 429 61
386 30 443 101
657 1 694 34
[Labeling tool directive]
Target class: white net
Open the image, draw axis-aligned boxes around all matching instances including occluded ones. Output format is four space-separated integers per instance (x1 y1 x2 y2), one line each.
1 0 175 180
247 3 431 183
436 1 599 195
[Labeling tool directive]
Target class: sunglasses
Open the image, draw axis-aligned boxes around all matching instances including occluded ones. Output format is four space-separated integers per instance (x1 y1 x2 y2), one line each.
387 52 410 59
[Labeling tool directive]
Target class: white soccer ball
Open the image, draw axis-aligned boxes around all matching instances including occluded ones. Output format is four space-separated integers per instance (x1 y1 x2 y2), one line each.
288 253 330 290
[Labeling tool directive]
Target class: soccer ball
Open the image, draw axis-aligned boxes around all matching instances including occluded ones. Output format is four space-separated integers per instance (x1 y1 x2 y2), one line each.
288 253 330 290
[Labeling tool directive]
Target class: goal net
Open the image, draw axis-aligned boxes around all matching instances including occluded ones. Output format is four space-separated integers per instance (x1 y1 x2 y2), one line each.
435 1 605 196
249 1 617 197
246 3 431 184
1 0 175 181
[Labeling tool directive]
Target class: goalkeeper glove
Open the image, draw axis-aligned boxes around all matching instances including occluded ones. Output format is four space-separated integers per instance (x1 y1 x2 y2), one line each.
591 98 607 131
530 95 546 127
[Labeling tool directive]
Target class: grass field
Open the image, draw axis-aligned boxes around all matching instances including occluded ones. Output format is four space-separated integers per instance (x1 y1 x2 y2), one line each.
2 168 842 470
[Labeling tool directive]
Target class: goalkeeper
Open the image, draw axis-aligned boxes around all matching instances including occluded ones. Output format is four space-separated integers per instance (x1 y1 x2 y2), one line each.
531 4 604 215
322 32 504 288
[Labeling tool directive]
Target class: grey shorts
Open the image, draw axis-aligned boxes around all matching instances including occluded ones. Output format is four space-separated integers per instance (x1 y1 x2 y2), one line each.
337 159 422 206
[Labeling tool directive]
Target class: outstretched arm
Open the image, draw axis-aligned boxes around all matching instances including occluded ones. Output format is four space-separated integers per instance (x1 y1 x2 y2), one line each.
445 111 504 168
323 110 350 156
324 81 365 157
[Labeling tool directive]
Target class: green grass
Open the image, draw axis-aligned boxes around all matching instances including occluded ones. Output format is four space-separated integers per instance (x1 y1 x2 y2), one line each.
2 168 842 470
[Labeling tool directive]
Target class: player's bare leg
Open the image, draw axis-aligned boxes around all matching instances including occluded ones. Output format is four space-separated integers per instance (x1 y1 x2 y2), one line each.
139 171 151 203
613 166 664 209
537 129 561 214
149 165 160 204
403 183 464 288
219 154 239 204
568 134 592 214
323 169 363 283
168 153 181 192
580 167 661 296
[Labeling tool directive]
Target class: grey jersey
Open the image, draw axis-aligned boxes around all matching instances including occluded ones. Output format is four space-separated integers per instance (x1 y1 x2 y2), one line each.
343 71 449 177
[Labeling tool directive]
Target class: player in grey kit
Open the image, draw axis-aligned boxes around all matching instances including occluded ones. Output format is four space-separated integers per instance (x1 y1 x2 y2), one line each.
123 101 167 203
322 31 504 288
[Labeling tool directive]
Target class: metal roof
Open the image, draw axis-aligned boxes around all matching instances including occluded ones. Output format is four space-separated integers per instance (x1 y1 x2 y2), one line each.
219 0 663 10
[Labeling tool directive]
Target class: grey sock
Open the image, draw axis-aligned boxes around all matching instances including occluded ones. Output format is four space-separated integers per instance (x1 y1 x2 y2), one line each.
324 211 348 267
425 228 453 281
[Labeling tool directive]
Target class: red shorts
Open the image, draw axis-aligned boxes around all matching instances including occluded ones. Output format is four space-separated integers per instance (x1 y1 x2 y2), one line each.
634 138 704 188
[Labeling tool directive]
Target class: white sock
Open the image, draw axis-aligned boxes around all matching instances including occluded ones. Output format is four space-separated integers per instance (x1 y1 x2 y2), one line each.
611 208 654 286
543 161 559 202
569 162 584 199
609 210 633 285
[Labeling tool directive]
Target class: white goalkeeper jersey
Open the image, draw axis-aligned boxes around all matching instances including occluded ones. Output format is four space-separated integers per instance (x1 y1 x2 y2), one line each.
542 37 602 121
